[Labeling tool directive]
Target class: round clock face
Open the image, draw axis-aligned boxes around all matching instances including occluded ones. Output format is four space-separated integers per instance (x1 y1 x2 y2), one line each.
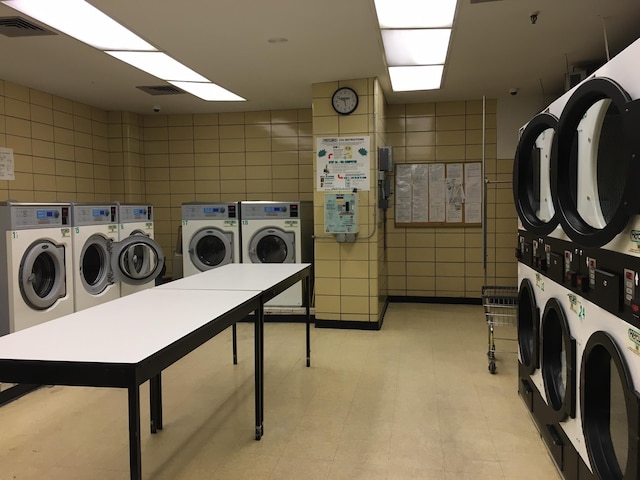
332 87 359 115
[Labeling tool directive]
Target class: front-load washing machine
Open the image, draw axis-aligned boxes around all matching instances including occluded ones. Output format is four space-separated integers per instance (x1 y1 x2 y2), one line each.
181 202 240 277
0 202 73 335
117 203 164 296
240 201 313 306
72 203 164 311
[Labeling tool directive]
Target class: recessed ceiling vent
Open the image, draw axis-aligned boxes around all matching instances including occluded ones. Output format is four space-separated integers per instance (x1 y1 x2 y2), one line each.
136 85 186 96
0 17 56 37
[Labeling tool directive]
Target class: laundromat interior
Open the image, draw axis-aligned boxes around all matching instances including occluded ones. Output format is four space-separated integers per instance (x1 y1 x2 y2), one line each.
0 1 640 479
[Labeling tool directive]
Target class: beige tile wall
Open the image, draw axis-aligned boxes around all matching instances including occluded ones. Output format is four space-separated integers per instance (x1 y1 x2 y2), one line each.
385 99 517 298
312 78 386 324
0 77 516 305
142 109 314 275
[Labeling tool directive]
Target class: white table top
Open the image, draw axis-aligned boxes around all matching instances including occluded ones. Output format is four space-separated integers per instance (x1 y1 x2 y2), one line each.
157 263 311 291
0 288 260 364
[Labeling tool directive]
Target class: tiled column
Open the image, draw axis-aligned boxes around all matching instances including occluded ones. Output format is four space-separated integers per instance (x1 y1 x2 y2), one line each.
312 78 388 326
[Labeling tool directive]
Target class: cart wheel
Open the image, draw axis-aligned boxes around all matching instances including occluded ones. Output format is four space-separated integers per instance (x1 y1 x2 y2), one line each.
488 361 496 374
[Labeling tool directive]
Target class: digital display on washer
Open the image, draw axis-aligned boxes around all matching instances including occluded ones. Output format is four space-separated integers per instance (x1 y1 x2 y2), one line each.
133 208 146 216
92 208 108 217
203 207 223 214
36 210 57 219
264 206 285 213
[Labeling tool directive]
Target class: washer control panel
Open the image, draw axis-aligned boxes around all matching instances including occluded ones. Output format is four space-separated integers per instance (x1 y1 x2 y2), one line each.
9 205 69 229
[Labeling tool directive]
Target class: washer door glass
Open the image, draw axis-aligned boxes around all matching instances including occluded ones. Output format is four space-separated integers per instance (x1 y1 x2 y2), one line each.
19 240 66 310
554 77 640 247
189 228 233 271
249 228 295 263
513 113 558 235
80 234 111 295
541 298 575 421
111 235 165 285
582 332 638 479
517 278 539 373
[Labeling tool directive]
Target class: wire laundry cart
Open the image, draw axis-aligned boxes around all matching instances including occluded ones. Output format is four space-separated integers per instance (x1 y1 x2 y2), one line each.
482 286 518 374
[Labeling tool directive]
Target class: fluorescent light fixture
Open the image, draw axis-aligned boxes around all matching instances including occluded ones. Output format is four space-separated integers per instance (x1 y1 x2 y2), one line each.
382 29 451 66
389 65 444 91
106 51 208 82
374 0 457 28
169 82 245 102
2 0 156 51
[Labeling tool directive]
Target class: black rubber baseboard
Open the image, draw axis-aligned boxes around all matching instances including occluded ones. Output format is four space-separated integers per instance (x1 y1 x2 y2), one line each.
388 295 482 305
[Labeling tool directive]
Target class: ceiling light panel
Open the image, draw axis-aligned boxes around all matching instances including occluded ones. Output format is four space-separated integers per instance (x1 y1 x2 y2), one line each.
381 29 450 66
106 51 208 82
169 82 245 102
374 0 457 28
388 65 444 91
1 0 156 50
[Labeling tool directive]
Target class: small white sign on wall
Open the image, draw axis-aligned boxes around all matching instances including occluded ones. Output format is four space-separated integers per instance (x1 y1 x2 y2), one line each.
0 147 15 180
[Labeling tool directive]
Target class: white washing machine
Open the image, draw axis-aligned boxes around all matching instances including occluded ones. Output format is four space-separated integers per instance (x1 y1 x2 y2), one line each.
118 203 164 296
182 202 240 277
0 202 74 335
72 203 164 311
240 201 313 307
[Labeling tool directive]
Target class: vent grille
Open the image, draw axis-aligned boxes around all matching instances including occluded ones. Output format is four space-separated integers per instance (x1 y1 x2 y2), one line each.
0 17 56 37
136 85 186 96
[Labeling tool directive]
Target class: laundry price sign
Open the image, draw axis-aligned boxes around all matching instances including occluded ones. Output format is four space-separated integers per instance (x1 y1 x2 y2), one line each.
316 136 370 191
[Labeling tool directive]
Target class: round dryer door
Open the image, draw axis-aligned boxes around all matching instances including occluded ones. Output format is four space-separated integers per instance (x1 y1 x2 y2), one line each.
189 227 233 271
513 112 559 235
80 234 112 295
248 227 295 263
581 331 640 480
553 77 640 247
540 298 576 421
111 235 165 285
517 278 539 374
19 240 66 310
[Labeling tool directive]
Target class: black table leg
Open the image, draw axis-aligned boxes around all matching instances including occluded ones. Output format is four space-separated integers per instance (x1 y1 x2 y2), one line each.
128 385 142 480
232 323 238 365
254 302 264 440
306 274 311 367
150 373 163 434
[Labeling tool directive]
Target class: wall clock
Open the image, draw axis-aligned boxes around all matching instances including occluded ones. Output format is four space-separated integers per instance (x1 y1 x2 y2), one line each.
331 87 359 115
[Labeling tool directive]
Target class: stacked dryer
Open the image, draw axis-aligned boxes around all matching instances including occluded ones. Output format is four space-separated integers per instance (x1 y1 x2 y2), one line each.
0 202 74 335
181 202 240 276
514 39 640 480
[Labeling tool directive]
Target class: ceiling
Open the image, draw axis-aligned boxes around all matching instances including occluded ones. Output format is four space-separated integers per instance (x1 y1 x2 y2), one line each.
0 0 638 115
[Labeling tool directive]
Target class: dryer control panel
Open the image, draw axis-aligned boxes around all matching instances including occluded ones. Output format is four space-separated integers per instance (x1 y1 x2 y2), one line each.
182 203 238 220
9 205 70 229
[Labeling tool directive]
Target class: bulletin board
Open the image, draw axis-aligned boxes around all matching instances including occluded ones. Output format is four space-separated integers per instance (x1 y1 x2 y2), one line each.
394 162 482 227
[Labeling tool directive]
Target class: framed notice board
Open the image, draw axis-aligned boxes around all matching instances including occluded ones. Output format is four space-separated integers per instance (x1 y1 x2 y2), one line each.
394 162 482 227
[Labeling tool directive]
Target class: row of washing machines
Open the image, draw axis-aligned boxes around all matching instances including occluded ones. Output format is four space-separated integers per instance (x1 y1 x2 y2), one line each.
513 39 640 479
0 202 163 336
181 201 313 307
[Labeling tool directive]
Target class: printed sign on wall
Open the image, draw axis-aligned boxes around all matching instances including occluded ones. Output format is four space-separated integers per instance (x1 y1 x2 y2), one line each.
316 136 370 191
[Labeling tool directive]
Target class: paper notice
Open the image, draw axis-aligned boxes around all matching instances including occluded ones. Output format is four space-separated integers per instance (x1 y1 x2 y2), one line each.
0 147 15 180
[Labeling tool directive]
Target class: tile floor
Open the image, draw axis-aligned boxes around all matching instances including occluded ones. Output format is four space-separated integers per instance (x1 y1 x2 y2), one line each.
0 303 561 479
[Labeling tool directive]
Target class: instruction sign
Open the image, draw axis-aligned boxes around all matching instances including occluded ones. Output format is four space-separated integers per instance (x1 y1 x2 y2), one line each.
0 147 15 180
317 136 370 191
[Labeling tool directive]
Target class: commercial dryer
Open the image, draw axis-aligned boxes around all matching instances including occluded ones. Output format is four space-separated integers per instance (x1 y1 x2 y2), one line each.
515 37 640 480
181 202 240 277
0 202 73 335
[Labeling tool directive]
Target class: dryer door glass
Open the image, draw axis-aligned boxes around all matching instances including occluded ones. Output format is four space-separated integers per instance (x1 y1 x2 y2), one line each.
610 359 629 474
111 235 165 285
80 234 111 294
575 99 627 229
249 228 295 263
189 228 233 270
517 279 538 372
19 240 66 310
